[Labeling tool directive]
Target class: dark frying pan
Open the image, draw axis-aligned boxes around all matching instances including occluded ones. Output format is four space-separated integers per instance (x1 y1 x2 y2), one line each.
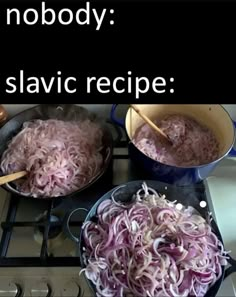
0 104 114 199
64 180 236 297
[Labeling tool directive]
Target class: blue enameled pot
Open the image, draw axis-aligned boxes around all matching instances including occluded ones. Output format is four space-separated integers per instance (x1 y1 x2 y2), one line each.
111 104 236 186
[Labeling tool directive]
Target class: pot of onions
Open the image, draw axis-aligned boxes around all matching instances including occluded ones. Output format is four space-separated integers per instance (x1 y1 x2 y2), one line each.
111 104 236 186
64 180 236 297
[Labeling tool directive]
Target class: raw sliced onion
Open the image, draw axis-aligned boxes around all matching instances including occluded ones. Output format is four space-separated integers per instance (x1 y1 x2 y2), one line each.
82 182 227 297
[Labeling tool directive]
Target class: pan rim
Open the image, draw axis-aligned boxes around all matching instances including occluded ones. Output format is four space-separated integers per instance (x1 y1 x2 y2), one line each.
0 104 114 200
79 180 226 297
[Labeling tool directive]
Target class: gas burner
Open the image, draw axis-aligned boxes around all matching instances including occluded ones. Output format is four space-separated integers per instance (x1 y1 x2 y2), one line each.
34 211 66 253
37 214 62 239
0 134 212 266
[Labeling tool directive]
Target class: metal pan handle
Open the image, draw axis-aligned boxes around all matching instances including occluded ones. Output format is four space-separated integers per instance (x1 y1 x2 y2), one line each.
105 119 123 146
224 255 236 279
63 208 89 244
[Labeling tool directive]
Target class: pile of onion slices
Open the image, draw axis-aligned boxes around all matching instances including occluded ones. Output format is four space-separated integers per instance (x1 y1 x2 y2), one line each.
81 182 228 297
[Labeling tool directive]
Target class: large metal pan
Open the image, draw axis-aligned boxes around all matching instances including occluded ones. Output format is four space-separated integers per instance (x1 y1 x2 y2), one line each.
65 180 236 297
0 104 114 200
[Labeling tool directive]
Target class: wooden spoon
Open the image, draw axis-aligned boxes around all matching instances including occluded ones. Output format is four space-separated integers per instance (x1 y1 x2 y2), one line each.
0 170 27 186
130 105 172 144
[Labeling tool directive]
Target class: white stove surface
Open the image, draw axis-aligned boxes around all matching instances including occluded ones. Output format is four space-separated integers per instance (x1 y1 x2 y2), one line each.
205 157 236 296
0 267 93 297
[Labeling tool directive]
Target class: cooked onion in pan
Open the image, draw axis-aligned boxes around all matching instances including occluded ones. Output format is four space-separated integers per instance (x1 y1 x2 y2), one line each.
133 114 219 167
82 183 228 297
1 119 104 197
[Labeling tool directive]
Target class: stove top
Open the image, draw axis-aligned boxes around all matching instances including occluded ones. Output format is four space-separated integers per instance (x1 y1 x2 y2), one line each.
0 143 210 265
0 133 233 296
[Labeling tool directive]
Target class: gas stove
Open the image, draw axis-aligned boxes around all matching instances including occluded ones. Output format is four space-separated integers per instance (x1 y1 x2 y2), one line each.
0 104 235 296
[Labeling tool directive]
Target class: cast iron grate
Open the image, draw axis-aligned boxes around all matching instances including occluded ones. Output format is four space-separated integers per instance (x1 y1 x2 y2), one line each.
0 138 209 267
0 139 128 267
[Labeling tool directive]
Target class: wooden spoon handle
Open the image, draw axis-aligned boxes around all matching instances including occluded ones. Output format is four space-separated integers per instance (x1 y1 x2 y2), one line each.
130 105 171 142
0 171 27 185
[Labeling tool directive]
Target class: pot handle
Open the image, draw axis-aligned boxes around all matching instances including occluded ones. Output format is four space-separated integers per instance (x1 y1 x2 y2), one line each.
106 119 123 146
63 208 89 244
110 104 125 128
224 255 236 279
228 121 236 157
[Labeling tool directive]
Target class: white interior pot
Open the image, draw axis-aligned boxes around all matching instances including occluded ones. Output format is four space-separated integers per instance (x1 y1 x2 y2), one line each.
125 104 235 160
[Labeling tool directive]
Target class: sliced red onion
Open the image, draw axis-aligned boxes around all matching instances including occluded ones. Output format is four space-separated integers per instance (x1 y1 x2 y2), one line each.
97 200 113 215
133 114 219 167
153 238 166 254
183 247 198 261
82 182 227 297
1 119 103 197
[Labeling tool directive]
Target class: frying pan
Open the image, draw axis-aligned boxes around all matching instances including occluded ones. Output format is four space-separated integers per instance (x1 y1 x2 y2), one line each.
0 104 114 200
64 180 236 297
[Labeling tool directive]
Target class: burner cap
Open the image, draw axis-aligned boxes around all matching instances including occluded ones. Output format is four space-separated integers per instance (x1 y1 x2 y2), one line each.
37 214 62 239
34 211 66 252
